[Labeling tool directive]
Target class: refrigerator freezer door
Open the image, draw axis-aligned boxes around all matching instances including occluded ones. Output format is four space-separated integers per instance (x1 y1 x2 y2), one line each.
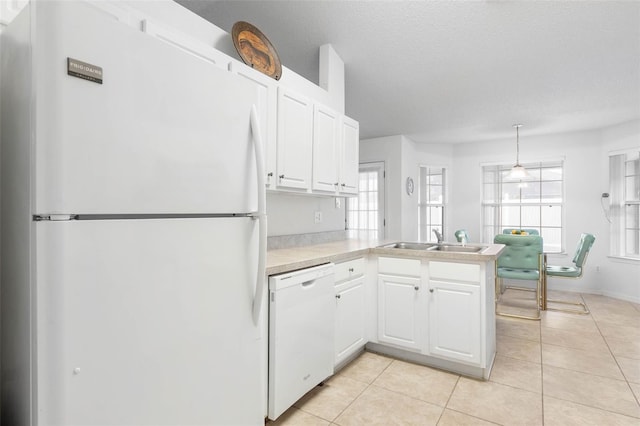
36 218 262 425
33 2 258 215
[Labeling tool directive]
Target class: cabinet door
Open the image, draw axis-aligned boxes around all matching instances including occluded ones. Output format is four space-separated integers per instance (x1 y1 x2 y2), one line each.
312 104 340 193
230 62 277 188
335 277 366 366
339 116 359 195
377 274 422 351
428 280 481 364
276 87 313 190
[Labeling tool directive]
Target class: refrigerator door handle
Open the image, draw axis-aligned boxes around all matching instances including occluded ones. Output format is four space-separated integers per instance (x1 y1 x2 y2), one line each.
250 105 267 325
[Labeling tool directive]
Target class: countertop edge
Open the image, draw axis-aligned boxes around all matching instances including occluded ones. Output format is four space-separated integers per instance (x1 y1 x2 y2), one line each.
267 241 504 276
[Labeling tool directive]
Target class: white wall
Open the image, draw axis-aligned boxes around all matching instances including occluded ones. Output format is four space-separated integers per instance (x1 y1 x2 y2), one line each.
448 121 639 301
266 192 344 236
362 121 638 301
360 135 454 241
450 128 605 294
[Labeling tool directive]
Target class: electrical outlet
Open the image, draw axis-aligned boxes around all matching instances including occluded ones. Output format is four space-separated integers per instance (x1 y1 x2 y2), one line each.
314 211 322 224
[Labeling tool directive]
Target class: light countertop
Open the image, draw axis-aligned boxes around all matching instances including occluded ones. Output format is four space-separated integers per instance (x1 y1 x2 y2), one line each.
267 239 505 276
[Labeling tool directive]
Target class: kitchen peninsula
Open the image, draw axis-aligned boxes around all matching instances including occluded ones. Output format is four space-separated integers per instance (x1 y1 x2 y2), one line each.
266 239 505 380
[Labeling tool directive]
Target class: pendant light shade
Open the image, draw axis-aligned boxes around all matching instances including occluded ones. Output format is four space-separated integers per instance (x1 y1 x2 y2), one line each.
507 124 530 180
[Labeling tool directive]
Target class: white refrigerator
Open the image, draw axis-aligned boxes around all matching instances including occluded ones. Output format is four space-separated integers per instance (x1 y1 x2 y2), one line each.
1 1 267 425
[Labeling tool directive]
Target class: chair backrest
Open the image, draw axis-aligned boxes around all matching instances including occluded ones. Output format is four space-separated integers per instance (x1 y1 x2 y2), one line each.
572 233 596 267
494 234 543 271
502 228 540 235
454 229 470 243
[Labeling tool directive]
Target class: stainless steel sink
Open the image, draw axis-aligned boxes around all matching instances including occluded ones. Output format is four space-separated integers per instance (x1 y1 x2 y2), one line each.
427 244 485 253
381 242 436 250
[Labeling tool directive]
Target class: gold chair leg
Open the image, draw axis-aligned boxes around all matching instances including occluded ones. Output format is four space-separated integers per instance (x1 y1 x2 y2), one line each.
546 298 590 315
495 280 541 321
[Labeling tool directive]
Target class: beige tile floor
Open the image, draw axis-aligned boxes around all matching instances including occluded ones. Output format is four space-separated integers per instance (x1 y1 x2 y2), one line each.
268 292 640 425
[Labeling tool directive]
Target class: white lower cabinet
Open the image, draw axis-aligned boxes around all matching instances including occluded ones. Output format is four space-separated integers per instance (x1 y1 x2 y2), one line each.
377 274 423 351
428 280 481 363
334 258 366 366
335 277 366 365
427 260 484 365
371 257 493 376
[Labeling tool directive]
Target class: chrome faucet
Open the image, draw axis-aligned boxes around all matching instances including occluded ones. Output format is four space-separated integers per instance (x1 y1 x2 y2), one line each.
433 229 443 244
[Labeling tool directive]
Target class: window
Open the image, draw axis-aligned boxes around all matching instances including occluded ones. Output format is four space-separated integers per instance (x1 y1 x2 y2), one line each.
418 166 445 242
609 150 640 259
346 162 385 239
482 161 564 253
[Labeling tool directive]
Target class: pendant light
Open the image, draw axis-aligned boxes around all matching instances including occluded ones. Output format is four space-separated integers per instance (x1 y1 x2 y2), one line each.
507 124 529 180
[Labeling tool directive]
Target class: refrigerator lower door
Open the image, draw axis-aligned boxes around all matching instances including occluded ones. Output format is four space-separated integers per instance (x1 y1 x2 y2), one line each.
35 218 263 425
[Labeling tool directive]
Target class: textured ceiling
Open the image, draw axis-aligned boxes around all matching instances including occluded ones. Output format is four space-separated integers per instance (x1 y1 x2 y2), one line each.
176 0 640 143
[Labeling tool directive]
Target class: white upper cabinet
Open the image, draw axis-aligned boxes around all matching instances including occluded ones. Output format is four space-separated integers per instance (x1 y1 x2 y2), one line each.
312 104 341 193
339 116 359 195
313 104 360 196
276 87 314 191
230 62 278 189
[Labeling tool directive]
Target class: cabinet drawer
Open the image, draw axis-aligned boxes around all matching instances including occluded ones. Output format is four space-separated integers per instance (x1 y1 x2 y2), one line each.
429 261 480 283
335 257 365 283
378 257 421 277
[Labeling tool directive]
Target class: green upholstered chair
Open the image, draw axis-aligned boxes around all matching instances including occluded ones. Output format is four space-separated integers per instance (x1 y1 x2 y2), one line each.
544 233 595 314
502 228 540 235
454 229 470 243
494 234 544 320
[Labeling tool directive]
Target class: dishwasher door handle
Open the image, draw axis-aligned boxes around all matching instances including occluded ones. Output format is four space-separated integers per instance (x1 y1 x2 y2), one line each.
301 279 317 288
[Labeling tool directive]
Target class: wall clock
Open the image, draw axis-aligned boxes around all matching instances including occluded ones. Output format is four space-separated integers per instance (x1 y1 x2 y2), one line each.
406 177 414 195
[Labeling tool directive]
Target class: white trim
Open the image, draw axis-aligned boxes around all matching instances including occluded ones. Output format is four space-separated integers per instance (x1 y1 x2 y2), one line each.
608 147 640 157
607 255 640 264
479 156 566 167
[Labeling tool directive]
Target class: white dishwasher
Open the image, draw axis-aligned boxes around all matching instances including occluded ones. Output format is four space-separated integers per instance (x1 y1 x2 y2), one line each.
268 263 335 420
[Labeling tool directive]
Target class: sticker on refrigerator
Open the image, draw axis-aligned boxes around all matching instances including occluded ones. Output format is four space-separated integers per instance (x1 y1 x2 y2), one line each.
67 58 103 84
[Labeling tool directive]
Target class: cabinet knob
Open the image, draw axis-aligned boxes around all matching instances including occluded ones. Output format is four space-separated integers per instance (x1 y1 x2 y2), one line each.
335 294 341 299
414 286 419 291
279 174 285 179
348 268 354 272
429 288 434 293
341 183 346 187
267 172 273 177
334 182 340 186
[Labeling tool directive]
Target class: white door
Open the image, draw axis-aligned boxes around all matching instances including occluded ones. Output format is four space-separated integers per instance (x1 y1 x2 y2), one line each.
312 104 340 193
230 61 278 189
377 274 422 350
276 87 313 190
339 116 359 195
428 280 481 364
35 217 262 425
34 1 258 215
335 277 366 365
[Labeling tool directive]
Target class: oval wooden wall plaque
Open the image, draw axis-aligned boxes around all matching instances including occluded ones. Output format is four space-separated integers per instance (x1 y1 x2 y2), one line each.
232 21 282 80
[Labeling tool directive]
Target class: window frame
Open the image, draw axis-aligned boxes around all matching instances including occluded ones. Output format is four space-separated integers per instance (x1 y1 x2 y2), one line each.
418 165 446 243
346 162 385 240
609 149 640 260
481 160 565 253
